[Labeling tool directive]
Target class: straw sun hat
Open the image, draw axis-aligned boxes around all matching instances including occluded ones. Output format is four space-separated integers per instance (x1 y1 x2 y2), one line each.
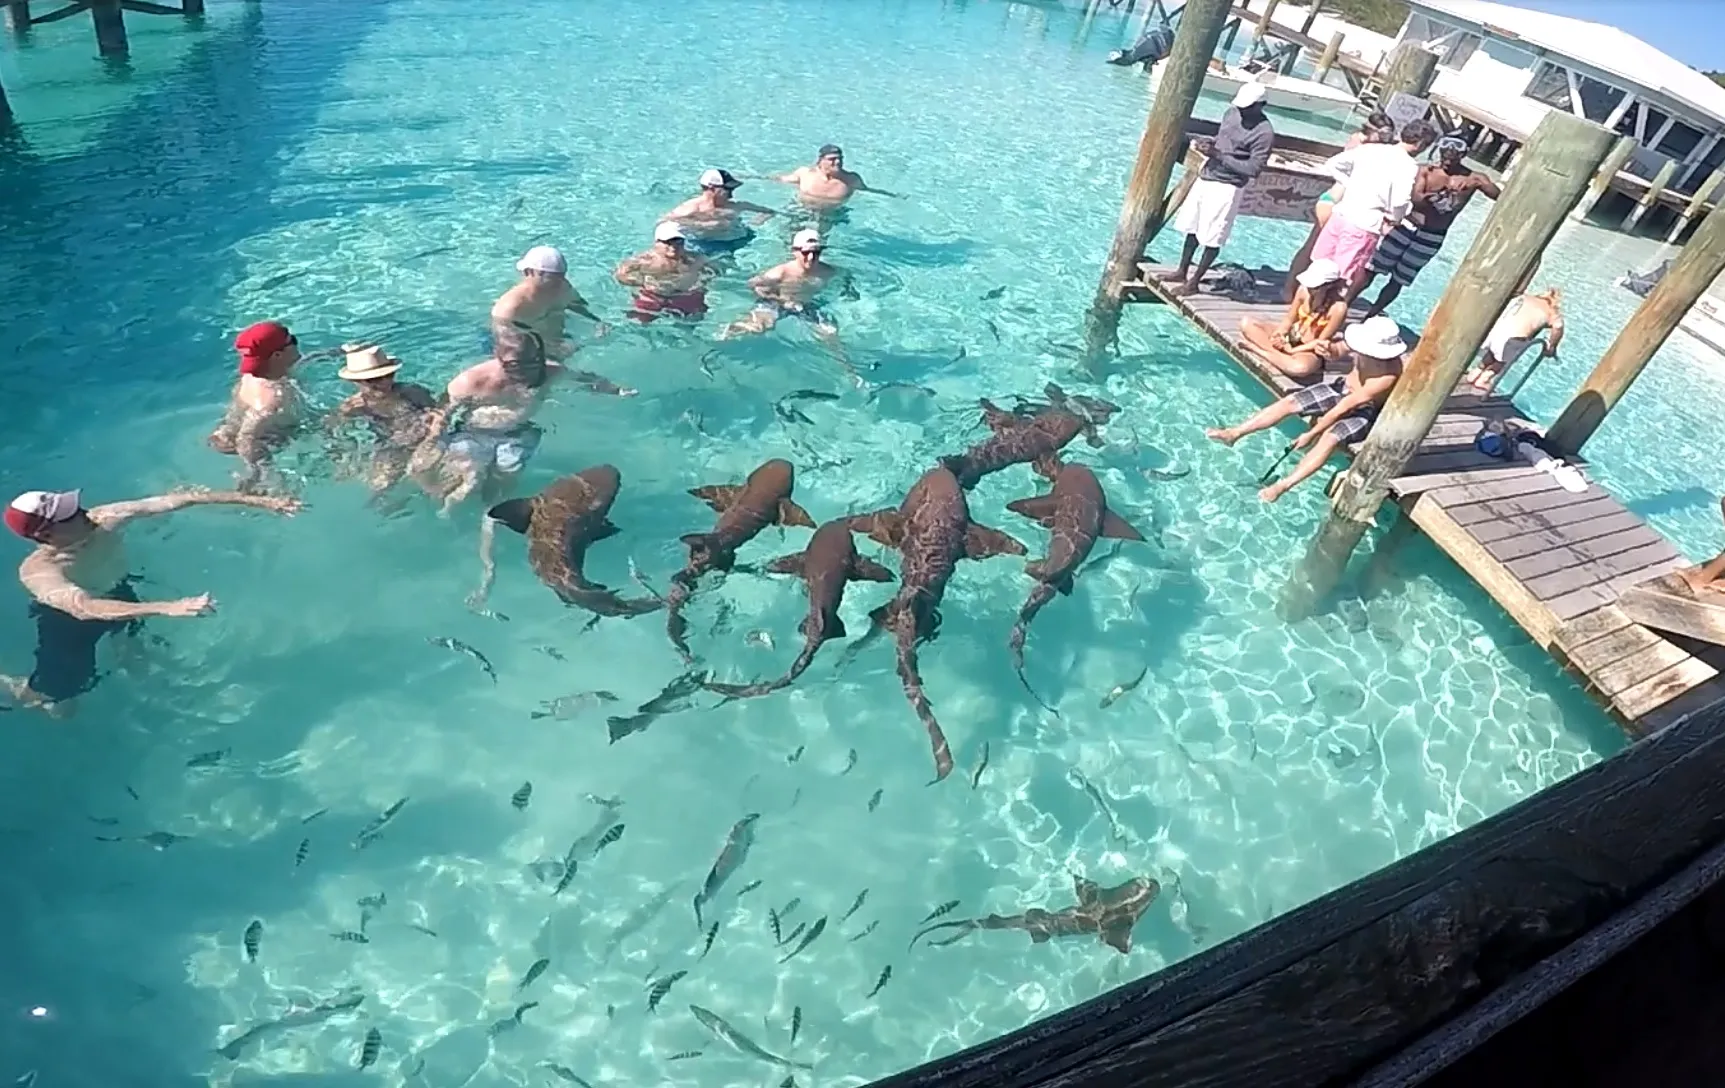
338 345 402 381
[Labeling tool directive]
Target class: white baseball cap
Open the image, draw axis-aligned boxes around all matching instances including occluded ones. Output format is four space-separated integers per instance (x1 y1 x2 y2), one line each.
5 490 81 539
516 245 568 276
1344 315 1408 359
792 228 823 252
654 221 686 244
1296 258 1343 290
1233 82 1268 108
699 168 741 190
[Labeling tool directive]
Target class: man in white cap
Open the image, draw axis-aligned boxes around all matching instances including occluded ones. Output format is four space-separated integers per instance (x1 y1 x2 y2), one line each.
660 168 778 257
1161 82 1274 297
326 344 441 499
1237 257 1350 381
1 487 298 713
1206 314 1407 503
614 221 716 324
491 245 607 361
719 228 860 383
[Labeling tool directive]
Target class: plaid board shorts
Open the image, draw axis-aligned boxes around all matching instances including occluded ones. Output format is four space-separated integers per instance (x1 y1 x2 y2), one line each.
1289 376 1377 444
1369 223 1448 287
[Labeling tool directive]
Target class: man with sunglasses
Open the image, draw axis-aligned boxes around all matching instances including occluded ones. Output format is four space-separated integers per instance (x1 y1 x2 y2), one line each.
719 228 861 384
615 221 715 323
1355 133 1499 319
208 321 305 493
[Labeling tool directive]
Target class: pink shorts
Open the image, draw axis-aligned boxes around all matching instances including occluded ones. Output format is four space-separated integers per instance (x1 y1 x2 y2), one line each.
1311 217 1381 283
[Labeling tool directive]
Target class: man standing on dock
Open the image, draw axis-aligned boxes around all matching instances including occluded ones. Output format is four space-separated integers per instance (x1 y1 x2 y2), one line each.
1309 120 1439 290
1354 134 1500 320
1160 83 1274 298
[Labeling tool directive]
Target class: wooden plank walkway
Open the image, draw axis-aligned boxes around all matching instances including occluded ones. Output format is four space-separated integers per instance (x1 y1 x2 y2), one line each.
1127 261 1722 735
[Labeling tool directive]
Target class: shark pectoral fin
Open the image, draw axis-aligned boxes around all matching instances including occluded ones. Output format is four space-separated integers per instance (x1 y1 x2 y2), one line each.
850 556 895 583
1057 574 1076 597
1005 495 1058 527
825 614 848 639
1029 930 1054 944
1032 453 1063 480
487 498 534 534
1044 382 1069 408
1100 923 1134 954
963 523 1028 560
1074 875 1102 904
594 519 622 540
868 602 893 629
1100 508 1146 541
847 511 906 550
979 398 1015 432
765 552 806 576
776 498 817 529
689 484 742 512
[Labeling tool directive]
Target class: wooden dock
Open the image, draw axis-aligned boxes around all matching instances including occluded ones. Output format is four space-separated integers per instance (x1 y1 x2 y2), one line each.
1127 262 1723 734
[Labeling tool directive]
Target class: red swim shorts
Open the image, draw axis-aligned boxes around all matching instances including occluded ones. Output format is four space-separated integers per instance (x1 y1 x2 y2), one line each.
629 289 708 324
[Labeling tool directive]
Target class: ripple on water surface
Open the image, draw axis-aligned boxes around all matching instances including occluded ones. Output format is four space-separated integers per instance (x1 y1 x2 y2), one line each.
0 0 1656 1085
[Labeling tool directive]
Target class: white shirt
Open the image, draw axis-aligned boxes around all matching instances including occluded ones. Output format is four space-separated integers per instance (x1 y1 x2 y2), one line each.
1322 143 1419 235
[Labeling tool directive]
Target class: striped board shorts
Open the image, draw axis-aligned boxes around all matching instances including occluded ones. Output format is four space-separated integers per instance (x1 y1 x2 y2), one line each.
1369 223 1448 287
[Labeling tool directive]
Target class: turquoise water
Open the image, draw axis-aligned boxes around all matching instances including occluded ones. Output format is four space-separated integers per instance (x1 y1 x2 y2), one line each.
1 1 1714 1084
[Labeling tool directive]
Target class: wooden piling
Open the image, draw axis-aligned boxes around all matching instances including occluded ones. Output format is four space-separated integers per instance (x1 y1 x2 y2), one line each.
1220 15 1240 57
1249 0 1280 53
1571 134 1637 222
1278 111 1616 620
1082 0 1234 363
1298 0 1323 35
1665 167 1725 244
182 0 204 14
4 1 27 38
0 65 10 127
1312 31 1344 81
1546 200 1725 457
91 0 127 57
1624 158 1678 233
1379 41 1439 106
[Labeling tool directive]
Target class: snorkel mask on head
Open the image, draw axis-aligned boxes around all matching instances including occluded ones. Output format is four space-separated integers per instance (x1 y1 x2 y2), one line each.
1435 134 1469 158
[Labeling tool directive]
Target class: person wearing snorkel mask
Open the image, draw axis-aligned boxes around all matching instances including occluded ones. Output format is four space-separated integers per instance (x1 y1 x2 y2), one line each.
1354 133 1500 320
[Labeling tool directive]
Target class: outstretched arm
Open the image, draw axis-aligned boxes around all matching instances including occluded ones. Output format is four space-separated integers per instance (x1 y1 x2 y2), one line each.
1544 314 1566 356
21 564 210 622
852 174 902 198
90 488 298 528
614 257 647 288
468 516 499 608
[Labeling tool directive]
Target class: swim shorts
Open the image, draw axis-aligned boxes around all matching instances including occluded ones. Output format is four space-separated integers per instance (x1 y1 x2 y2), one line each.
446 424 542 473
1310 217 1381 284
1369 223 1448 287
684 232 755 257
757 300 837 328
29 579 141 702
1289 376 1378 445
629 289 709 324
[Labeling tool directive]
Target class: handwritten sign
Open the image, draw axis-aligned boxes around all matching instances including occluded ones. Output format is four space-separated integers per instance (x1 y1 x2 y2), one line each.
1385 91 1432 130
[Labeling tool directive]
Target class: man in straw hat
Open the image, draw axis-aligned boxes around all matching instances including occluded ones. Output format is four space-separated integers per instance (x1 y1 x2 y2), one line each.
1206 315 1408 503
209 320 305 492
326 344 440 499
492 245 609 361
1160 82 1274 298
0 486 298 715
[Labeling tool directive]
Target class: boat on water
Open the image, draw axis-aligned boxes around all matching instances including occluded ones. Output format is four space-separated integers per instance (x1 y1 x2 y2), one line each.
1149 59 1359 116
1616 260 1725 354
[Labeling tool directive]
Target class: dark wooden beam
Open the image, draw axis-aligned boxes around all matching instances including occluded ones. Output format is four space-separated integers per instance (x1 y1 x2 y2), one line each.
119 0 182 13
182 0 203 12
865 691 1725 1088
4 1 29 38
29 0 91 26
90 0 126 57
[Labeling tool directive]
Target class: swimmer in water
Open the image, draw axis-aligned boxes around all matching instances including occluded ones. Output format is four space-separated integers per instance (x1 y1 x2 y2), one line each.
325 344 443 500
615 222 716 324
719 229 862 385
491 246 609 361
208 321 304 494
660 169 778 258
755 145 901 210
0 486 299 716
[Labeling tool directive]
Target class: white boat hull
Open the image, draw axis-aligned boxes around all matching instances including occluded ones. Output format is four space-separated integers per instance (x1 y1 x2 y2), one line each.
1150 61 1358 115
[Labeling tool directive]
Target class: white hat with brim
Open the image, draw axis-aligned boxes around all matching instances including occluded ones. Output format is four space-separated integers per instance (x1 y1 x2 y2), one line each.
654 221 686 244
1233 82 1268 108
1296 258 1343 290
4 489 81 539
338 345 403 381
516 245 568 276
792 228 823 251
1344 316 1408 359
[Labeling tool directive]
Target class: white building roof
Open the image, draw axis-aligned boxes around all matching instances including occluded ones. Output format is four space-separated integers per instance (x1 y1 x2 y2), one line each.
1408 0 1725 130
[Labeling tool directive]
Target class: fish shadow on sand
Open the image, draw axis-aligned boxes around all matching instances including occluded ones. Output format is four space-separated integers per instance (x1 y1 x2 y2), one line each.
840 229 980 268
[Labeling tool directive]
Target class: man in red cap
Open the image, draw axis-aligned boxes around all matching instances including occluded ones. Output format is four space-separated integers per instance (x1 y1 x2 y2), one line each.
1 486 299 715
209 321 304 491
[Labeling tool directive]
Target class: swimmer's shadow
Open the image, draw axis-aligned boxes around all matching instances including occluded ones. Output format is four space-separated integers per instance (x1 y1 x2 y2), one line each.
841 229 980 268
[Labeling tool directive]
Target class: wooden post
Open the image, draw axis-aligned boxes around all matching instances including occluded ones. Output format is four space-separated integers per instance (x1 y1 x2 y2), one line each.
4 1 28 38
1313 30 1343 81
0 64 11 127
1664 167 1724 244
182 0 204 14
1278 111 1616 620
1624 158 1677 232
1571 134 1636 222
1546 202 1725 457
1379 40 1439 104
1082 0 1234 363
1298 0 1323 36
1220 15 1240 58
1249 0 1279 53
91 0 127 57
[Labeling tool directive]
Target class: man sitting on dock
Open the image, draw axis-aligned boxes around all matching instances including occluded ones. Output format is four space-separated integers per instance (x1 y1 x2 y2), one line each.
1354 134 1500 320
1310 119 1439 289
1159 83 1274 298
492 246 608 361
1206 315 1408 503
1238 257 1349 381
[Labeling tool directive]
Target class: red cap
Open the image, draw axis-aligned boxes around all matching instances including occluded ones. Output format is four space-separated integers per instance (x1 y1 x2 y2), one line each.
234 321 293 375
5 490 82 539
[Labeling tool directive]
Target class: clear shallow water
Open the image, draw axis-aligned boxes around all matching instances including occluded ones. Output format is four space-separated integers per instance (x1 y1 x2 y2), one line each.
0 0 1712 1084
